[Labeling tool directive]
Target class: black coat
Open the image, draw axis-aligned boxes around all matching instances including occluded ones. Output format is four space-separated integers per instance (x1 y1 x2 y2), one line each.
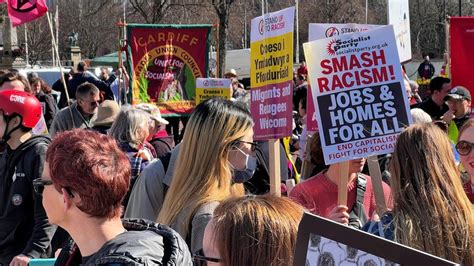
0 135 56 262
68 72 116 101
55 218 193 265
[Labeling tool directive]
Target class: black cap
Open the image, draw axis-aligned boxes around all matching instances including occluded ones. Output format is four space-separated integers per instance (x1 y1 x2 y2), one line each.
444 86 471 101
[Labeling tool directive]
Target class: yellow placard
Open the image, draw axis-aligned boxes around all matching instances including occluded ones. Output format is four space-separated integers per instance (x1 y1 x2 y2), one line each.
250 32 293 88
195 88 231 105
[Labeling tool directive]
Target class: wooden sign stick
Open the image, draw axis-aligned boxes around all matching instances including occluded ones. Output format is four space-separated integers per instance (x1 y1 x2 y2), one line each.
367 155 387 216
269 139 281 197
337 161 350 206
300 135 315 180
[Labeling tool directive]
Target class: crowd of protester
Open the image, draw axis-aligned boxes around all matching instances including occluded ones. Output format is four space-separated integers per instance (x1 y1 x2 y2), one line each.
0 60 473 266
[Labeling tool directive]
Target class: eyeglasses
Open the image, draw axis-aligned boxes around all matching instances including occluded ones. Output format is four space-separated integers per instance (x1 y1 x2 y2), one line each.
235 140 258 152
456 140 474 156
79 99 100 107
32 178 54 195
32 178 75 197
193 249 222 266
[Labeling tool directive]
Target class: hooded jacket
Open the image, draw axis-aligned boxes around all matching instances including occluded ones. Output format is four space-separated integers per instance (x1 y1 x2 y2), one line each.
55 218 193 265
0 135 56 262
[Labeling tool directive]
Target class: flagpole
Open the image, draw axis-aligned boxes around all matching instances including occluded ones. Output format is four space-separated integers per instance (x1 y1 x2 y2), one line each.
51 36 55 66
55 5 59 67
46 11 76 128
24 25 29 66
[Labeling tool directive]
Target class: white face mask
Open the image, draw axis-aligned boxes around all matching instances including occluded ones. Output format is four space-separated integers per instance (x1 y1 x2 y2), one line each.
230 146 257 183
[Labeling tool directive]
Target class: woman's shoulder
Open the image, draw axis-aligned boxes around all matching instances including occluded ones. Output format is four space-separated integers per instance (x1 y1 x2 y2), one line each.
291 172 331 193
194 201 220 218
298 171 327 185
360 173 390 191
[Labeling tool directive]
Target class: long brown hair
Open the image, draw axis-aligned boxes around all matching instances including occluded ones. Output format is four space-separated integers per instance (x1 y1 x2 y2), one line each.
211 195 304 266
158 98 252 237
390 123 474 264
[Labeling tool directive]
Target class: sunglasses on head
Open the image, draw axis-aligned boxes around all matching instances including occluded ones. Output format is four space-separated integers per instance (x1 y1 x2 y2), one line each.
456 140 474 156
193 249 222 266
32 178 75 198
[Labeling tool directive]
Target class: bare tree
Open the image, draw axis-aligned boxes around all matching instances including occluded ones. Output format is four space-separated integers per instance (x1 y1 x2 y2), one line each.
212 0 235 77
128 0 171 24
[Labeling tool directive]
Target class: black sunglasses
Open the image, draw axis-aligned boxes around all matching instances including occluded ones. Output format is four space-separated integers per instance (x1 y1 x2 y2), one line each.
193 249 222 265
32 178 75 198
456 140 474 156
32 178 53 195
235 140 258 152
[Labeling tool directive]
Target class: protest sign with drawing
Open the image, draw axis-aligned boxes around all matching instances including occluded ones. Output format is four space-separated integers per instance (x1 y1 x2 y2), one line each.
388 0 412 63
250 7 295 196
303 25 412 166
195 78 231 105
294 213 458 266
127 24 212 116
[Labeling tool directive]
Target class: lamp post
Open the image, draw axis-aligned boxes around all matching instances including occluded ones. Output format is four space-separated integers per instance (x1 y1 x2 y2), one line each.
459 0 462 16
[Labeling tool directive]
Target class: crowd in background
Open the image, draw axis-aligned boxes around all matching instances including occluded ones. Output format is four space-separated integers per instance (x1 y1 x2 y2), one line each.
0 58 472 265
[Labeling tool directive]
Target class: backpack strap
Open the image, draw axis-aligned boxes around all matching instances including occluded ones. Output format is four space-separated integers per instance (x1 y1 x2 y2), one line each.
348 174 368 229
152 137 173 151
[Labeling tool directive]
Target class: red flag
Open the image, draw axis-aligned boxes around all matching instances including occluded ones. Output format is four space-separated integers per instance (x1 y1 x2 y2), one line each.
7 0 48 27
450 17 474 100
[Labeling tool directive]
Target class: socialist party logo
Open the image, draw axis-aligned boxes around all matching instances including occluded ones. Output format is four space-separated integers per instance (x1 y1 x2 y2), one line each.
326 39 337 56
326 36 371 56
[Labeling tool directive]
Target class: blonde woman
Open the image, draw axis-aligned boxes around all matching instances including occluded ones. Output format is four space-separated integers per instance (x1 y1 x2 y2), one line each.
199 195 304 266
366 123 474 264
158 98 255 253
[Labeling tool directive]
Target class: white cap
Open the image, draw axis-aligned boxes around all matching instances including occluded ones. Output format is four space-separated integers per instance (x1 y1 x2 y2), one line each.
134 103 169 125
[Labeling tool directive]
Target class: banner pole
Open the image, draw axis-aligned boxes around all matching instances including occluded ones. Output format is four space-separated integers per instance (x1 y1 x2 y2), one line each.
24 25 29 66
269 138 281 196
46 11 75 128
367 155 387 216
300 134 314 180
215 22 220 78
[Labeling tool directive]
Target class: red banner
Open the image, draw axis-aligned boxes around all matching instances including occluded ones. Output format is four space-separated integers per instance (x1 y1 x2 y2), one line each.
450 17 474 101
127 24 211 115
7 0 48 27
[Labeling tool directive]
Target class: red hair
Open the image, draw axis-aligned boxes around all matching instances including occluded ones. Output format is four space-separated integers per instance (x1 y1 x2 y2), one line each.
46 129 131 219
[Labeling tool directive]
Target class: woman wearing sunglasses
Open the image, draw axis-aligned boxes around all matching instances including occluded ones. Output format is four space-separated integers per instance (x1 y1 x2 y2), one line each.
457 119 474 204
157 98 255 254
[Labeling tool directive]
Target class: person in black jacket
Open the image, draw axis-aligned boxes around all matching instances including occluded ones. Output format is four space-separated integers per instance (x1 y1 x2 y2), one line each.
68 62 116 101
0 90 56 265
51 72 72 109
30 77 58 129
39 129 192 265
